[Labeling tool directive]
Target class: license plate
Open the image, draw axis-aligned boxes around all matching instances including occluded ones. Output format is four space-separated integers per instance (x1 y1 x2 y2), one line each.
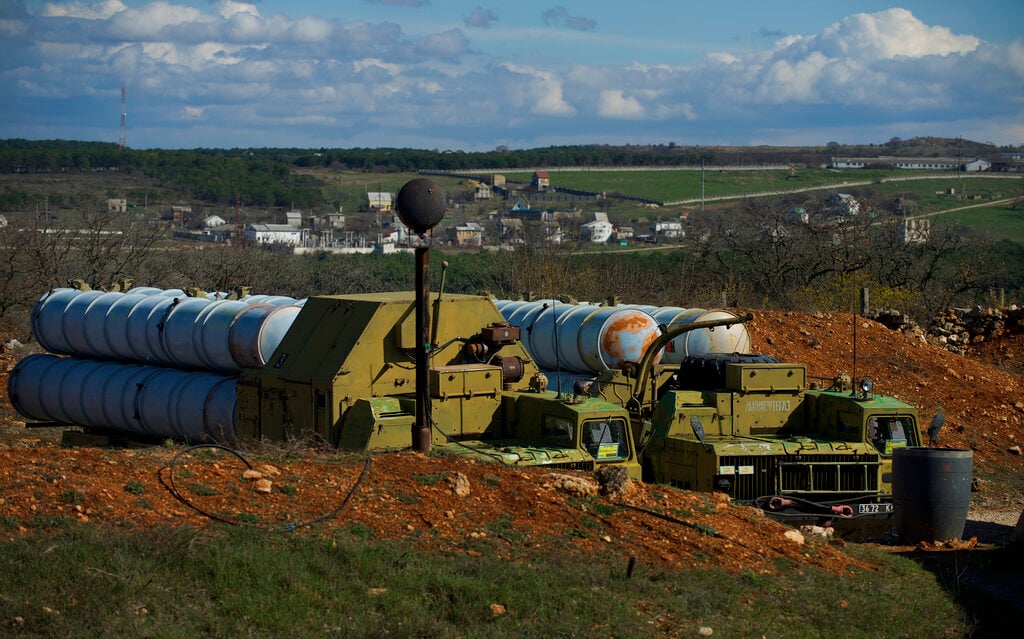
857 502 894 515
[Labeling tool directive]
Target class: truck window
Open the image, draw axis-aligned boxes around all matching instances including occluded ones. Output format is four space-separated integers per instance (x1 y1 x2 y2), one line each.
582 418 629 460
867 416 910 455
541 415 574 444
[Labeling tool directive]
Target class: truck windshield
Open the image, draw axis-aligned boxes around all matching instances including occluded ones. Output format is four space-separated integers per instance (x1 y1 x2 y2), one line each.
541 415 574 445
582 418 629 460
867 415 911 455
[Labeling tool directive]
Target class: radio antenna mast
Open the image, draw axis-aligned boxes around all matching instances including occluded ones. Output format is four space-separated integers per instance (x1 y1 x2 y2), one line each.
118 85 127 150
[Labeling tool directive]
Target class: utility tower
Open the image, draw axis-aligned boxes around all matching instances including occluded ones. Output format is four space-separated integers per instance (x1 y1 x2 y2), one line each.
118 85 127 150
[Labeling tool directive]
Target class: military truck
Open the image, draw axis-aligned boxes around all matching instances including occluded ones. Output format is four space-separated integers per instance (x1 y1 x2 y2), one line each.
450 314 923 530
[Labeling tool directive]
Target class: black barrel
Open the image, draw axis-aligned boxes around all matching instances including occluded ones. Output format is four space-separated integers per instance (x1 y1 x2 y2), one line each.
893 447 973 543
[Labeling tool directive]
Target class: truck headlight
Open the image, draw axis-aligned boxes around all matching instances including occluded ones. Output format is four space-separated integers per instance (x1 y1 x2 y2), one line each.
859 378 873 395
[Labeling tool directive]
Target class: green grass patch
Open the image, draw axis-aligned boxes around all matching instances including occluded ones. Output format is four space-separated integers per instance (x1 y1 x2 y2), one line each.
59 490 85 506
0 523 974 638
123 480 145 496
186 483 219 497
413 473 446 486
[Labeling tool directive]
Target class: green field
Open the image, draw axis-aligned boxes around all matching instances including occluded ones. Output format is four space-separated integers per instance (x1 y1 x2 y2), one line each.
938 202 1024 244
502 169 1022 208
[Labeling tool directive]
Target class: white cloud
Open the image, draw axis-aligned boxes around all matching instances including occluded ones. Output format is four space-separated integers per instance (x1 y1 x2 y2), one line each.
105 2 206 40
597 90 644 119
40 0 126 20
214 1 260 20
465 7 497 29
503 63 575 116
808 8 979 60
1 4 1021 149
413 29 469 58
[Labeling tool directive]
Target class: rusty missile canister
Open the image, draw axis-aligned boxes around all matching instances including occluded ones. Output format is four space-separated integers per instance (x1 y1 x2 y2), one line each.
577 306 663 372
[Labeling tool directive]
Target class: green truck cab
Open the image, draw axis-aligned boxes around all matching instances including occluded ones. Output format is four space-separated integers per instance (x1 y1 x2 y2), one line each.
594 352 922 529
438 391 641 478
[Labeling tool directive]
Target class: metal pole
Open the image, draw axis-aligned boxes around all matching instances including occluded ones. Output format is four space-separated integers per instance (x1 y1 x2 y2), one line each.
413 242 432 452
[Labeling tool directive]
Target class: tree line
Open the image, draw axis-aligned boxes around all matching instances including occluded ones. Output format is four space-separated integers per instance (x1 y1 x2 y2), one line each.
1 192 1017 340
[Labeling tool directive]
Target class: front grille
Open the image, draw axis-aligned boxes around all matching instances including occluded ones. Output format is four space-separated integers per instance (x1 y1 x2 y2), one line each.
720 454 879 501
540 460 596 472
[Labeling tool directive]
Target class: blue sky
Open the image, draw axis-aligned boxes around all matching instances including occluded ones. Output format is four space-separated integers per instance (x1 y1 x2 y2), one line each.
2 1 1022 150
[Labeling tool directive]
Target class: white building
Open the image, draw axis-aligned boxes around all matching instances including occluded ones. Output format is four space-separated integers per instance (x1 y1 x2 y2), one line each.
828 193 861 217
367 191 393 212
654 220 684 239
203 215 227 228
899 218 931 245
245 223 302 246
830 156 984 171
580 212 613 243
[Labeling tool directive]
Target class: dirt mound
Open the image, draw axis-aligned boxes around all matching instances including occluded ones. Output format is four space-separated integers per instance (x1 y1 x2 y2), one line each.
746 310 1024 487
0 445 869 575
1 309 1022 576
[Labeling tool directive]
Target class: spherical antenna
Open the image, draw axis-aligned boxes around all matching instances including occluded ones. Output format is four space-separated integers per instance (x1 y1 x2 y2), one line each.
395 178 446 235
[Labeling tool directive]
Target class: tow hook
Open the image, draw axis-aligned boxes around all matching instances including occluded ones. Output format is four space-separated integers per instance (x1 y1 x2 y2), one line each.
830 504 854 518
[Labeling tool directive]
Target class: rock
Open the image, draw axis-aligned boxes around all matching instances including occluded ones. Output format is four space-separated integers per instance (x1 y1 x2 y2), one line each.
1008 446 1022 456
254 478 272 493
595 465 631 495
544 473 598 497
799 524 834 539
242 469 263 481
1011 509 1024 545
784 529 805 545
447 471 471 497
698 626 714 636
490 604 507 616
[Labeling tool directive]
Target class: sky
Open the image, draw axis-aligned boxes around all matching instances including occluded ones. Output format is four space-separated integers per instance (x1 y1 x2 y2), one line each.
1 0 1022 151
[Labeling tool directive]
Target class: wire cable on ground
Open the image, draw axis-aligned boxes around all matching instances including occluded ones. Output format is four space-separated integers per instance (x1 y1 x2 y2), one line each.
160 443 372 532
